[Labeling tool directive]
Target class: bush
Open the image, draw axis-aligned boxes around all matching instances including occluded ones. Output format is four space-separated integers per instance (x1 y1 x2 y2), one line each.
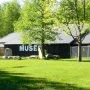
45 54 60 59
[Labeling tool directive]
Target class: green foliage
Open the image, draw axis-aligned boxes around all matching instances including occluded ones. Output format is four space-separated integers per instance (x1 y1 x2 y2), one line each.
0 6 3 37
0 0 20 37
15 0 57 44
57 0 90 23
57 0 90 41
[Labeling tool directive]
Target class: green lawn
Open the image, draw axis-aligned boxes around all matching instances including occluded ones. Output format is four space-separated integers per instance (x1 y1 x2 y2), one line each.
0 59 90 90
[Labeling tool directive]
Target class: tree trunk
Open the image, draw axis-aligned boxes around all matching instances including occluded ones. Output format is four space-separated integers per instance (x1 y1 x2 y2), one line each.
38 43 45 59
41 43 45 58
38 28 45 59
78 37 82 62
83 0 86 20
78 43 82 62
41 23 45 58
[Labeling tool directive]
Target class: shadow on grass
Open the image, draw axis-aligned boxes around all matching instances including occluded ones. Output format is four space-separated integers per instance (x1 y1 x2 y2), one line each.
47 59 90 62
45 59 77 62
12 66 27 68
0 70 89 90
82 60 90 62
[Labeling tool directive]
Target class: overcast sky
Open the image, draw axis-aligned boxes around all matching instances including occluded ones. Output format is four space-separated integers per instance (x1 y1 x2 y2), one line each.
0 0 23 4
0 0 61 5
0 0 10 4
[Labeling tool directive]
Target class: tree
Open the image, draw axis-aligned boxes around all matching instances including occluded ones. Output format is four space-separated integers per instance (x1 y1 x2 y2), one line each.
0 5 3 37
14 0 57 58
57 0 90 61
0 0 20 37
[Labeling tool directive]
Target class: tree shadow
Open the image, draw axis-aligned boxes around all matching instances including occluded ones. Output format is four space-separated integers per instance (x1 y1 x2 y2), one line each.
0 70 89 90
12 66 27 68
82 60 90 62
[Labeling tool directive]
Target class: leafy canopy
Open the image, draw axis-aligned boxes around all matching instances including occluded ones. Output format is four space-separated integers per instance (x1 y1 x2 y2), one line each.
15 0 57 44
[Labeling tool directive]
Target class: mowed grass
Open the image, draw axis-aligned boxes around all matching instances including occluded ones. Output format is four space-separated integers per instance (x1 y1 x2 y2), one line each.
0 59 90 90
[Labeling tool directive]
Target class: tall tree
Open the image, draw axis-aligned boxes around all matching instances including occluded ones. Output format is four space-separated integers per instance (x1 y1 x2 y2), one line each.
0 5 3 37
15 0 57 58
0 0 20 37
57 0 90 61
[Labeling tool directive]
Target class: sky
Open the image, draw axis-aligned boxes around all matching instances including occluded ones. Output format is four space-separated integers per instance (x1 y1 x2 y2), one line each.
0 0 61 4
0 0 11 4
0 0 23 5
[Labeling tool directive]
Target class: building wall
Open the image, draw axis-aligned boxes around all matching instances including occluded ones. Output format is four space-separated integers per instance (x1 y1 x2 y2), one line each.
5 44 70 58
70 45 90 58
5 44 38 56
4 44 90 58
0 47 4 56
46 44 70 58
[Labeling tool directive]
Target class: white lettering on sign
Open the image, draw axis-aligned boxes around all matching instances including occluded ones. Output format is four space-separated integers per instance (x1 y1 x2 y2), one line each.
29 46 33 51
19 45 38 52
34 45 38 51
25 46 28 51
19 45 24 51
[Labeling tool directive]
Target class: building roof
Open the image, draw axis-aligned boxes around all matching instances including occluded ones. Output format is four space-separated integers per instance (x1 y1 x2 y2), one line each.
0 32 22 44
0 31 90 45
0 31 74 45
47 30 73 44
82 33 90 44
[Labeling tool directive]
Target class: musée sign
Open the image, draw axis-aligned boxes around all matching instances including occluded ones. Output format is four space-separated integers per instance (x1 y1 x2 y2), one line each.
19 45 38 52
